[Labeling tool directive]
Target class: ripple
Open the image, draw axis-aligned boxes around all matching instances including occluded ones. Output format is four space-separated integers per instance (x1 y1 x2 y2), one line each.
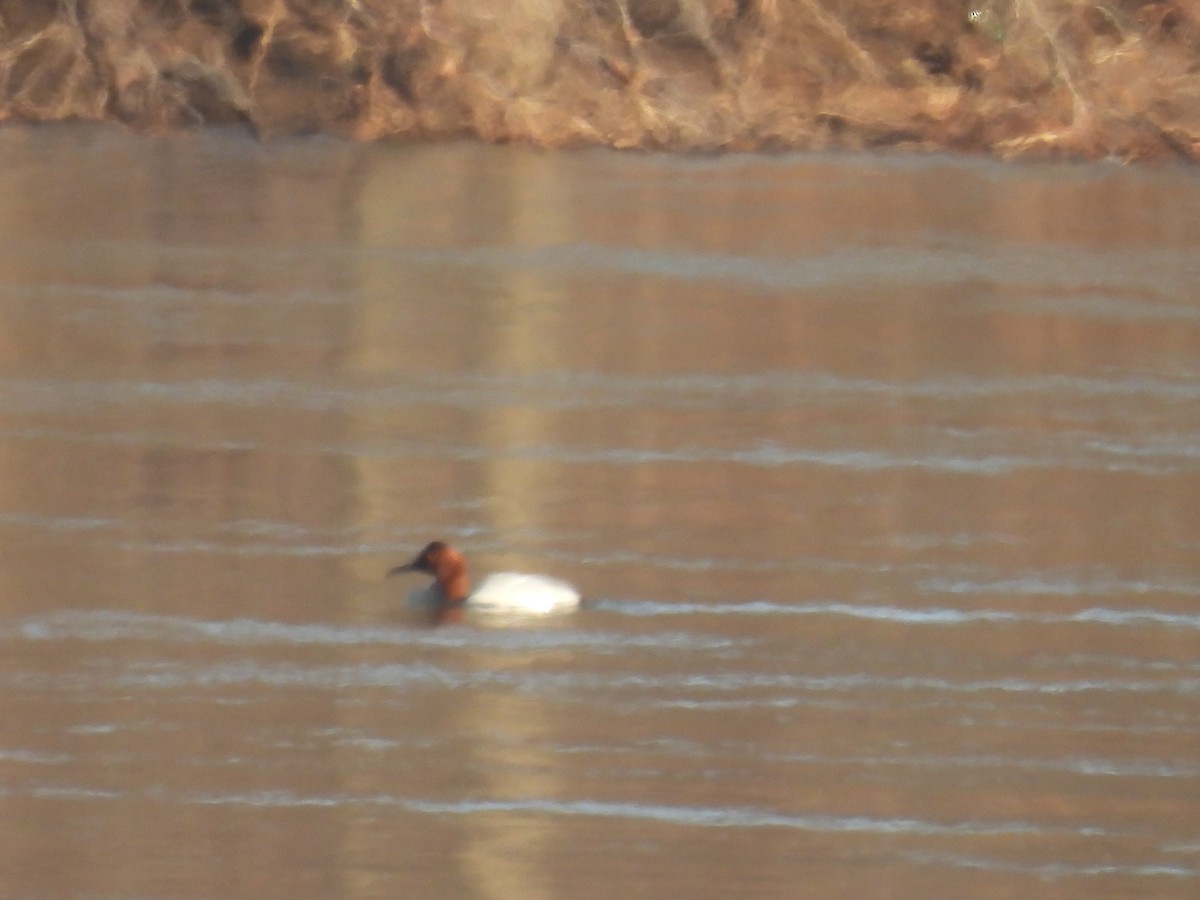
352 438 1192 476
5 610 737 653
592 598 1200 632
0 748 71 765
182 789 1080 838
15 657 1196 700
900 850 1199 879
4 369 1198 412
400 796 1057 836
924 574 1200 600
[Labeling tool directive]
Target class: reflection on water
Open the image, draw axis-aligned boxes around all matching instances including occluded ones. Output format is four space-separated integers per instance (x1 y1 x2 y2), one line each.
0 126 1197 899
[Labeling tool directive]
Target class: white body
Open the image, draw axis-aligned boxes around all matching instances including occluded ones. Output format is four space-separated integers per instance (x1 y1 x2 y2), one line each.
406 572 581 618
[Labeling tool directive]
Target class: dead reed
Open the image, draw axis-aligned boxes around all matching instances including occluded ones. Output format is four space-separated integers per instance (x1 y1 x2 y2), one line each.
0 0 1196 160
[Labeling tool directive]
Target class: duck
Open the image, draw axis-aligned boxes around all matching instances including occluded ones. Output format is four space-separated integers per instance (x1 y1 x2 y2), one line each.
388 540 581 624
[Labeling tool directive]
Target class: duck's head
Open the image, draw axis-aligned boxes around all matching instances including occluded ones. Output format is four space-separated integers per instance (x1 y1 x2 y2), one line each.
389 541 470 612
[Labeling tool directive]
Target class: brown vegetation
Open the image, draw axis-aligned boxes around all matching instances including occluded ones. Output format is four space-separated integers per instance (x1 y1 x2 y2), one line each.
1 0 1197 160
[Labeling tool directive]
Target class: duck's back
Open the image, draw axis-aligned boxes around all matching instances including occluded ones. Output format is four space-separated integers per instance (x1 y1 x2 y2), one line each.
469 572 580 616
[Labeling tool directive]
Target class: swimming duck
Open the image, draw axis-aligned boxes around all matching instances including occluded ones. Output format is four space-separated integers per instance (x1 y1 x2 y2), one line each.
388 540 580 624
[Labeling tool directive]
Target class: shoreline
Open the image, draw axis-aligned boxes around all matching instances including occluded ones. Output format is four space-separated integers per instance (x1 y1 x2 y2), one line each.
1 0 1197 163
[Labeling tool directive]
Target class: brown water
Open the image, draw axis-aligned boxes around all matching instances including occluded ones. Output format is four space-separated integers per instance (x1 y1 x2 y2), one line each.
0 126 1198 899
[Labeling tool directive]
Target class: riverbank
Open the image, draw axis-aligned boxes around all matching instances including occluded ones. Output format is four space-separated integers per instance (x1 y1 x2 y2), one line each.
1 0 1197 161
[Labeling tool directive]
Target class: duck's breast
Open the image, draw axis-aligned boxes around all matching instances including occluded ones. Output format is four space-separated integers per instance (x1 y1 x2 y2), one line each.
468 572 581 615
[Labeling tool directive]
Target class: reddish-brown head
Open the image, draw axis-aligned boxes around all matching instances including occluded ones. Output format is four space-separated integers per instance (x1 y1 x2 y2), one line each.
388 541 470 624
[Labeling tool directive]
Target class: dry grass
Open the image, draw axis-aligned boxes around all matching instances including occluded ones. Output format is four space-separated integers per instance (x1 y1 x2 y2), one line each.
0 0 1197 159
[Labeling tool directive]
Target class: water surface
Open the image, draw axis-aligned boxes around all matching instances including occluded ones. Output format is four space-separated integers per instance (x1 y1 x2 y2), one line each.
0 127 1197 899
